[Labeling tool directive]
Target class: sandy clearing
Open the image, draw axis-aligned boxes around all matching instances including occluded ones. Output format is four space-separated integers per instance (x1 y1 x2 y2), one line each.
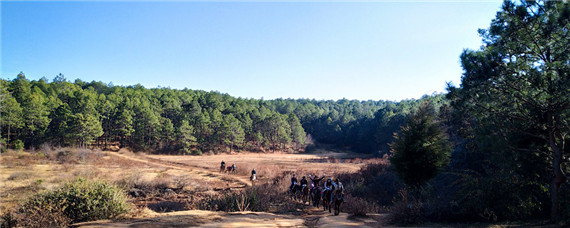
106 152 251 189
72 209 390 228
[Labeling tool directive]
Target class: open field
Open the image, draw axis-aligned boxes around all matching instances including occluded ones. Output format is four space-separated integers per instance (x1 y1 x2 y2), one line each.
1 148 389 227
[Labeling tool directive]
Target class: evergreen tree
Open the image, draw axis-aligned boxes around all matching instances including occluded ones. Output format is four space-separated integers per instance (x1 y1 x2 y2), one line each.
221 114 245 153
178 120 197 154
448 0 570 219
71 113 103 147
0 92 23 148
390 103 451 187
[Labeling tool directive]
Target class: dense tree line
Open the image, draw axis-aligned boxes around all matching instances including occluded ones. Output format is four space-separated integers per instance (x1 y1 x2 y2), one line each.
0 74 442 154
375 0 570 223
446 0 570 221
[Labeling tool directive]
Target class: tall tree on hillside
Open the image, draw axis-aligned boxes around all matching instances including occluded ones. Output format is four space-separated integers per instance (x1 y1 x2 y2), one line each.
72 113 103 148
178 120 197 154
0 92 23 148
114 108 134 148
22 88 51 147
48 103 73 146
9 73 31 105
221 114 245 153
287 113 306 148
159 118 175 149
390 103 451 187
448 0 570 219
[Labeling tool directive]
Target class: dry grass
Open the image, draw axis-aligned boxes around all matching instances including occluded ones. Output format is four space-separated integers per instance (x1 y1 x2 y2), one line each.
148 151 371 181
1 147 376 226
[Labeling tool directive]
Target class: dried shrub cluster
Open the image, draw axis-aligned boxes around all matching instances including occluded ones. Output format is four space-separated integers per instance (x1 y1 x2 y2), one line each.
388 188 424 225
342 194 381 216
200 184 290 212
34 144 104 164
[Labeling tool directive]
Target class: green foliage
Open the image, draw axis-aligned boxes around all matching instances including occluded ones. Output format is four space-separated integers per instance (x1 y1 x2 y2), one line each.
13 139 24 151
448 0 570 220
178 120 197 154
16 178 130 224
0 91 23 147
390 103 451 187
455 169 548 221
1 73 445 154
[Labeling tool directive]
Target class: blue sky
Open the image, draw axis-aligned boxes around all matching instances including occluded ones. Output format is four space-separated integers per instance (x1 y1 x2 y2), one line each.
1 1 503 101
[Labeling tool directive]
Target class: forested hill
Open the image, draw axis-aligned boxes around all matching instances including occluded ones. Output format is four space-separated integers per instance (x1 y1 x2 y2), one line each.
0 73 446 154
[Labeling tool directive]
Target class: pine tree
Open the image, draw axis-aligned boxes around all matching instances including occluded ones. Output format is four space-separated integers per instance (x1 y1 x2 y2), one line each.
390 103 451 187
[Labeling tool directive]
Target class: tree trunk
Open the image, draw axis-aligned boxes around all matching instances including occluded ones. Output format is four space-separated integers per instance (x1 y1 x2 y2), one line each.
7 117 11 148
549 112 566 221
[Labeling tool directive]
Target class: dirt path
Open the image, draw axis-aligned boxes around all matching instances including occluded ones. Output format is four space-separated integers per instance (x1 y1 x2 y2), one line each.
106 152 251 189
74 209 389 227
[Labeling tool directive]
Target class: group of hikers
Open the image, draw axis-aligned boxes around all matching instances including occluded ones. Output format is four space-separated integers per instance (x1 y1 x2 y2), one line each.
289 173 344 215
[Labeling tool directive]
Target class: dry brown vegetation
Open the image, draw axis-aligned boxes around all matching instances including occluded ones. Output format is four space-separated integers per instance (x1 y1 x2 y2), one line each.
1 147 388 227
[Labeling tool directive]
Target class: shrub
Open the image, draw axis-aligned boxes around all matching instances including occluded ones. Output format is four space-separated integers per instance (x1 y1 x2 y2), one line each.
13 140 24 151
13 196 71 228
39 143 55 158
389 188 424 225
1 212 19 228
343 194 380 216
14 178 130 225
200 180 290 212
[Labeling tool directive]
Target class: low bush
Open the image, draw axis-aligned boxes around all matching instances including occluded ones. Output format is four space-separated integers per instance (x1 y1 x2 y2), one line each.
389 188 424 225
200 176 292 212
7 178 130 227
13 140 24 151
342 194 380 216
11 196 71 228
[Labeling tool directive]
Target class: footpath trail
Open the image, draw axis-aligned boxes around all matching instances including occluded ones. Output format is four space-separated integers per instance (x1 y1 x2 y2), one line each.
106 152 251 189
75 208 390 227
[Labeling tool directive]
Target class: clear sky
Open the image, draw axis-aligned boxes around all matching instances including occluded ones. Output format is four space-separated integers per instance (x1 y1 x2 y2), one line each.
1 1 503 101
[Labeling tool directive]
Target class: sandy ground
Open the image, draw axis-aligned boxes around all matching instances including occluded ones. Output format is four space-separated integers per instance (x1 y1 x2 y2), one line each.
74 208 390 228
